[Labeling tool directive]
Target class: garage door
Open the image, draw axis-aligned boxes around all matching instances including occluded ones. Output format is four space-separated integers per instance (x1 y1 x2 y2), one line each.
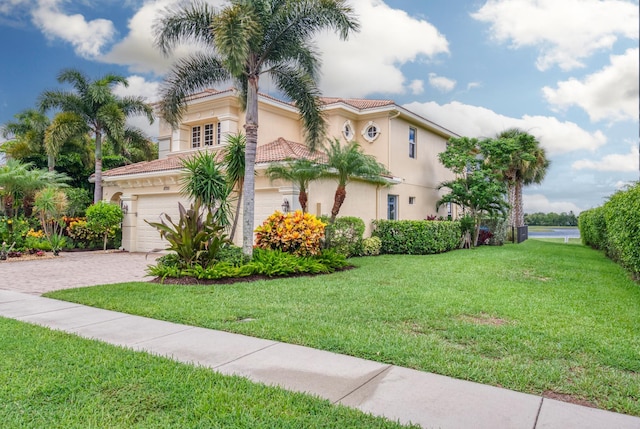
136 193 190 252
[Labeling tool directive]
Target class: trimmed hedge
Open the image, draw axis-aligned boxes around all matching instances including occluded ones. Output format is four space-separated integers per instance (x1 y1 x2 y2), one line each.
323 216 365 257
579 183 640 279
372 220 461 255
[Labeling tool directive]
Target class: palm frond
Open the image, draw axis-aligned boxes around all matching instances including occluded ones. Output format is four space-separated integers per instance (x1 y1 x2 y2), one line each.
154 0 217 56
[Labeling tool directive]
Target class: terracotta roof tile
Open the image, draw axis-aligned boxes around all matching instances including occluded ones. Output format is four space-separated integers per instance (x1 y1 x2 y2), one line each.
319 97 395 110
102 139 326 179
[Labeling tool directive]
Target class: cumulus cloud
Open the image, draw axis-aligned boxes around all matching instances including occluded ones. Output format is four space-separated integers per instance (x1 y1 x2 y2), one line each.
408 80 424 95
114 75 161 102
466 82 482 91
523 194 584 214
471 0 639 71
572 145 639 172
31 0 116 58
403 100 607 155
316 0 449 96
543 48 639 123
428 73 456 92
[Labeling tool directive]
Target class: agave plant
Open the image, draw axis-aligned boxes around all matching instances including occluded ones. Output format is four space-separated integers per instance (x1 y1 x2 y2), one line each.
146 201 230 269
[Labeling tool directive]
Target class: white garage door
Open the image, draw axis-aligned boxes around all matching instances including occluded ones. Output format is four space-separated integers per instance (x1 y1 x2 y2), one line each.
136 194 190 253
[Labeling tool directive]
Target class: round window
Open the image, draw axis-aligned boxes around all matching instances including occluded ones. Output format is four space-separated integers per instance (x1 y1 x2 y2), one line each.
342 121 354 140
361 121 380 142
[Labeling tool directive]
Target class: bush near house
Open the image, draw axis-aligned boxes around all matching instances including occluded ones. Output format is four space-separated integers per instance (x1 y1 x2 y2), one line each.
372 220 461 255
579 183 640 279
323 216 365 257
255 210 326 257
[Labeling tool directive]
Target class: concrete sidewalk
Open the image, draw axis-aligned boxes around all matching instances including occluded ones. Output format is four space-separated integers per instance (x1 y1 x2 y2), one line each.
1 289 638 429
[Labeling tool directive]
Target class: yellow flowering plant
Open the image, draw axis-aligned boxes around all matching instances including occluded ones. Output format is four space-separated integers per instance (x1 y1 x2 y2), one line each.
255 210 326 257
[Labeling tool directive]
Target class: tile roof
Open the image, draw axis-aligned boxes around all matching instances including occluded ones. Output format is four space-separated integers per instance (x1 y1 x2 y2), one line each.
319 97 396 110
102 138 326 179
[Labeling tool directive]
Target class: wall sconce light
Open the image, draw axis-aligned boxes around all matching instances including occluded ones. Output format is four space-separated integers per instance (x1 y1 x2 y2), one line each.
281 199 290 213
121 203 128 215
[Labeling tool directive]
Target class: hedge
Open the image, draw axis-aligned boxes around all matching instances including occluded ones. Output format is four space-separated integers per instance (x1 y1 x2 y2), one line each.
579 183 640 279
371 220 461 255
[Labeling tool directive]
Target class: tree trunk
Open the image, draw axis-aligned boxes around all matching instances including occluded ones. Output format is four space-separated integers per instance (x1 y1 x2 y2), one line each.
507 182 517 228
229 180 243 241
330 184 346 222
47 154 55 172
298 189 308 213
94 130 103 203
242 75 259 257
514 180 524 227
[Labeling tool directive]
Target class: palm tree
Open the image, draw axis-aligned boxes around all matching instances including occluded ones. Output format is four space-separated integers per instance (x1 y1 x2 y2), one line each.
39 68 154 203
222 133 246 241
155 0 359 257
266 158 325 213
323 138 389 222
495 128 550 228
1 109 51 169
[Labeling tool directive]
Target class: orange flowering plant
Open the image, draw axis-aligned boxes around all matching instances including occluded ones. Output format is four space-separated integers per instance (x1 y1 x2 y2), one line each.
255 210 326 257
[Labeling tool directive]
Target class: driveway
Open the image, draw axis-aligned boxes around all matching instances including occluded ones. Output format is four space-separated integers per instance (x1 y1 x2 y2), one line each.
0 251 160 295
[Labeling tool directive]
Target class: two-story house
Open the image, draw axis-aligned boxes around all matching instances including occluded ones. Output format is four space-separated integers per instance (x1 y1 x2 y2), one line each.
101 89 459 252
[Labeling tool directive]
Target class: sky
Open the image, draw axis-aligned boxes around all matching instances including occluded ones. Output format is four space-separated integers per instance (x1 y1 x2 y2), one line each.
0 0 638 214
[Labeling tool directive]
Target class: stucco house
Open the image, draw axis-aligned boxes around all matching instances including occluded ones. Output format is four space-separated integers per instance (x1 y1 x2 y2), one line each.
101 89 459 252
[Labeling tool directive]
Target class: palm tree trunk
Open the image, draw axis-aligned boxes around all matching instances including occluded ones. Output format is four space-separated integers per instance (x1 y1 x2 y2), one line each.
229 181 243 242
242 75 259 257
514 180 524 227
507 182 517 228
330 184 346 222
298 189 308 213
47 155 55 172
94 131 103 203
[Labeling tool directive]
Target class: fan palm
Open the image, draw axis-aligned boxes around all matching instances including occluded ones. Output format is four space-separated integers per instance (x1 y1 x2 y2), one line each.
266 158 325 213
155 0 359 256
39 68 154 203
495 128 550 228
323 138 389 222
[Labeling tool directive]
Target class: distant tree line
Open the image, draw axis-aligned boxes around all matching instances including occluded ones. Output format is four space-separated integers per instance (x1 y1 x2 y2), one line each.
524 211 578 226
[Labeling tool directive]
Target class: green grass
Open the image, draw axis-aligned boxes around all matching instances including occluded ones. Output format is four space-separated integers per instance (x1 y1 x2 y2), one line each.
47 240 640 416
0 317 413 428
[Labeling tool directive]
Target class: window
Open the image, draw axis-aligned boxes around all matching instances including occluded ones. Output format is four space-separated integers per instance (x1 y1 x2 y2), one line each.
387 195 398 220
409 127 416 158
217 122 222 145
204 124 214 146
361 121 381 142
342 120 354 140
191 126 201 148
409 196 415 205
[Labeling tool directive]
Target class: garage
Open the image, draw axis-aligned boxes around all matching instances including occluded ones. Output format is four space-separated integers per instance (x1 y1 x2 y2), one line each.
135 193 190 253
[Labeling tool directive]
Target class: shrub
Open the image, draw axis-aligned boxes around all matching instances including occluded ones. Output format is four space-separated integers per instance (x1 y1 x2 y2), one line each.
602 183 640 277
372 220 461 255
360 236 382 256
324 216 365 257
216 244 249 267
579 207 607 250
255 210 326 257
86 201 123 251
482 217 508 246
67 219 102 248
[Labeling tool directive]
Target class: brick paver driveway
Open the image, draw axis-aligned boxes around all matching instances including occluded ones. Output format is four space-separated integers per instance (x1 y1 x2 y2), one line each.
0 251 160 295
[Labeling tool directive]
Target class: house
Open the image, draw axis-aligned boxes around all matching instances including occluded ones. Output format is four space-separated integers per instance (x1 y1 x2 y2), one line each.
101 89 459 252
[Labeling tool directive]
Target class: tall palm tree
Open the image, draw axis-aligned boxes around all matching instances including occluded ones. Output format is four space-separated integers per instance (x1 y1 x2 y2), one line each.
495 128 550 228
266 158 324 213
39 68 154 203
222 133 246 241
323 138 389 222
155 0 359 257
1 109 51 169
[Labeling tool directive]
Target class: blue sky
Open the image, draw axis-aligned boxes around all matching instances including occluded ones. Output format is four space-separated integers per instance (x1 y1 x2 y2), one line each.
1 0 638 214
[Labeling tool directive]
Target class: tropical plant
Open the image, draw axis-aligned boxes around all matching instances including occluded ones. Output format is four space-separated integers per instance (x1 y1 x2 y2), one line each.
222 133 246 240
255 210 326 256
33 187 69 255
154 0 359 257
146 201 230 269
1 109 52 168
266 158 325 213
39 68 155 203
493 128 550 228
180 151 231 227
85 201 123 251
323 216 365 257
323 138 389 222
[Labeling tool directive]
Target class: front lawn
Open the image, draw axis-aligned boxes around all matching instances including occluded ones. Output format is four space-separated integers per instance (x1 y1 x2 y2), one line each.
47 240 640 416
0 317 412 428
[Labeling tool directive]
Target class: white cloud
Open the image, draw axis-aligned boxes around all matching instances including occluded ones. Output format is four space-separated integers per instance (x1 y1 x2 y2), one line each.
572 145 639 172
317 0 449 96
113 75 161 102
471 0 639 71
31 0 116 58
466 82 482 91
408 80 424 95
543 48 639 123
403 100 607 155
523 194 584 214
428 73 456 92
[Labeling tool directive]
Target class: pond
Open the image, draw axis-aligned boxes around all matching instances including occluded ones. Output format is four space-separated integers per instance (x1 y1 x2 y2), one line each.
528 227 580 239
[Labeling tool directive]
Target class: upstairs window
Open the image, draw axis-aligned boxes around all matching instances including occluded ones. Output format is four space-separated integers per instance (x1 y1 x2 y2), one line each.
192 123 217 148
362 121 381 143
409 127 416 158
204 124 214 146
191 126 201 148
